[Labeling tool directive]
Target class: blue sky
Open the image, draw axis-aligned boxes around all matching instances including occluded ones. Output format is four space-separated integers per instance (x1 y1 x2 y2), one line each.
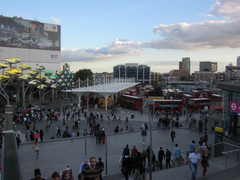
1 0 240 73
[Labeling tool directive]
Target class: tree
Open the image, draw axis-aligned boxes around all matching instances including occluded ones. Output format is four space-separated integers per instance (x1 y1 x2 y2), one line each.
74 69 93 81
148 81 163 96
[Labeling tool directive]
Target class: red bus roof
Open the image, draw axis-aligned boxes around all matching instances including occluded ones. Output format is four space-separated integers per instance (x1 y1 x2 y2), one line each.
183 94 193 97
153 99 182 102
122 95 142 99
189 98 210 101
211 94 222 97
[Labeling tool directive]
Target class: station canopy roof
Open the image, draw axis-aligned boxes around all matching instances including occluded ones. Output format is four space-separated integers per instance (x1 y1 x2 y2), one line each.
65 82 140 97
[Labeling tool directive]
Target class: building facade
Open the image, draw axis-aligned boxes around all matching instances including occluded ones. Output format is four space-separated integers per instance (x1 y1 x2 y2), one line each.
200 61 217 72
194 71 216 84
151 72 161 83
179 57 190 75
0 15 61 73
237 56 240 77
217 82 240 138
168 69 189 81
113 63 151 84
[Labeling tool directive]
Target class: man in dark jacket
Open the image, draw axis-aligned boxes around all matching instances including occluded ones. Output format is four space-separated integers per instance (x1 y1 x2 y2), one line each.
122 155 132 180
158 147 165 170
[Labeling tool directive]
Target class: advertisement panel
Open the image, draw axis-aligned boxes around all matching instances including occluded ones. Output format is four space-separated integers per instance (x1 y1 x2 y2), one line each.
0 16 60 51
229 101 240 113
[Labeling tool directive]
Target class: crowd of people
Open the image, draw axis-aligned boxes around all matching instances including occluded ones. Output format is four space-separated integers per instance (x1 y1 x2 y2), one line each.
120 137 210 180
30 156 104 180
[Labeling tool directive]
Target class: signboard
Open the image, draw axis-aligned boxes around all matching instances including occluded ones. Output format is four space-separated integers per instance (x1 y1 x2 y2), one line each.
229 101 240 113
0 16 60 51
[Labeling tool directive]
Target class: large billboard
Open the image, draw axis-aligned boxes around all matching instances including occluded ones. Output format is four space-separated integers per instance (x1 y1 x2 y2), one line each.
0 16 60 51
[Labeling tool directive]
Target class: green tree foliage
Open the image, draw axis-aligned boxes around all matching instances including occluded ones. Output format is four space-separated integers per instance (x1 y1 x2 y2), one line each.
148 81 163 96
74 69 93 81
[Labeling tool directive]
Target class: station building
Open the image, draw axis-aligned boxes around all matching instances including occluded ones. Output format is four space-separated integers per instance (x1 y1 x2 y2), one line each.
217 81 240 139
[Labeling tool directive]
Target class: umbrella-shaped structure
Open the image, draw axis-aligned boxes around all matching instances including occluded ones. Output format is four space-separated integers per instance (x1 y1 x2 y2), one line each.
4 58 21 64
29 79 40 85
45 79 52 84
51 84 59 89
28 70 38 76
36 75 46 80
0 63 9 69
5 68 23 75
36 65 45 71
44 70 52 76
19 74 32 80
37 84 47 89
50 74 58 80
18 64 31 70
0 75 10 81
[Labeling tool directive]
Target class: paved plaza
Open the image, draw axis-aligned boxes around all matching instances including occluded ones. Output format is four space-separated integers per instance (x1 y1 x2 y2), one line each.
14 95 239 180
16 103 219 180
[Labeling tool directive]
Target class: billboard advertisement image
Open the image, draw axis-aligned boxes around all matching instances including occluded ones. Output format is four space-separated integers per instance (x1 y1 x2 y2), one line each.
0 16 61 51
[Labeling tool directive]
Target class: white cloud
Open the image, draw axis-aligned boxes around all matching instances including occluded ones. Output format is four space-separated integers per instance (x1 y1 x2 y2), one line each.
149 20 240 50
211 0 240 20
62 0 240 63
50 17 61 24
61 39 144 62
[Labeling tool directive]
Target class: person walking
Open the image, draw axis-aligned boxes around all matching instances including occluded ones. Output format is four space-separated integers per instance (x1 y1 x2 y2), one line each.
81 157 101 180
32 142 40 161
185 148 201 180
170 129 176 143
123 144 130 156
141 128 147 144
97 157 104 180
201 149 209 177
121 155 132 180
31 168 46 180
158 147 165 170
190 140 196 153
165 148 172 168
174 144 181 167
101 129 106 145
39 129 44 143
57 126 61 137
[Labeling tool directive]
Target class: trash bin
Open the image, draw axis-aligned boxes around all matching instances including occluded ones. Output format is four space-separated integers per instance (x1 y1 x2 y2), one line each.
214 127 224 157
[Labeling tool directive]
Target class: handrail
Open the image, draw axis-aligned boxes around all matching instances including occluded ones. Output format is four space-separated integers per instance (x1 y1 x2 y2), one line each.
222 148 240 155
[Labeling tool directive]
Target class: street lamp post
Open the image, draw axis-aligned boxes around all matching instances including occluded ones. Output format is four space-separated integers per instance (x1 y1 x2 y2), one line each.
105 126 108 175
148 106 153 180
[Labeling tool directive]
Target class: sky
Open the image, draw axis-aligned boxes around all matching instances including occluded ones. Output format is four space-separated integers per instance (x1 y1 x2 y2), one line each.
1 0 240 73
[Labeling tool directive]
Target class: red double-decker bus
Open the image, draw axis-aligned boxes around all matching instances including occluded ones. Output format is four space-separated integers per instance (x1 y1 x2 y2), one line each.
191 90 201 98
188 98 211 111
149 99 182 113
183 94 193 107
210 94 222 102
120 95 143 110
135 86 140 94
129 90 137 96
202 89 211 98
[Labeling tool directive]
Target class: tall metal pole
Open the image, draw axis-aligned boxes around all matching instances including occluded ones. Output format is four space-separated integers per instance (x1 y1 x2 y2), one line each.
22 81 25 108
119 66 120 83
149 107 153 180
105 129 108 175
85 135 87 155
